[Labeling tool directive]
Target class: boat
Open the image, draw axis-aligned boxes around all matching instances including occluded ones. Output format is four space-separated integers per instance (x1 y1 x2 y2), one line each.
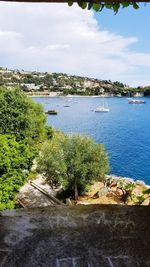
45 110 57 115
128 99 145 104
95 107 110 112
94 99 110 112
63 104 70 107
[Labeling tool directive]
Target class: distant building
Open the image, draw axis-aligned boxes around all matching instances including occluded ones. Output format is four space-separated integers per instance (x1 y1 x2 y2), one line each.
20 83 41 91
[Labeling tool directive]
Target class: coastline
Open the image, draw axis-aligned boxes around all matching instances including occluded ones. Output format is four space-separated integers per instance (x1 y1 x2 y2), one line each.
75 174 150 206
25 92 146 98
27 94 118 98
106 174 150 188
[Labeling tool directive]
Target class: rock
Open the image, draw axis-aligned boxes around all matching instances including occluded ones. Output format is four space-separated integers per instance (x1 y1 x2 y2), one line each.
93 191 101 198
141 198 150 206
136 180 146 186
93 187 108 198
66 198 72 205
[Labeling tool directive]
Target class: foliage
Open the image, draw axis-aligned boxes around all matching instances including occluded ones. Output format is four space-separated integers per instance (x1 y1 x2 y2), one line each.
0 88 52 210
117 180 136 203
37 131 68 188
0 171 28 211
38 133 109 199
0 134 33 175
134 188 150 205
67 1 140 13
0 134 33 210
45 125 54 140
0 87 46 145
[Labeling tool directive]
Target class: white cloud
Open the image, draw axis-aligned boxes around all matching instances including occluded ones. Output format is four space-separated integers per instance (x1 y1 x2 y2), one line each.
0 2 150 86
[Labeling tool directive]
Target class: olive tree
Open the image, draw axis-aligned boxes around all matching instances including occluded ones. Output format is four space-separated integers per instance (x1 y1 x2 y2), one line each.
38 132 109 199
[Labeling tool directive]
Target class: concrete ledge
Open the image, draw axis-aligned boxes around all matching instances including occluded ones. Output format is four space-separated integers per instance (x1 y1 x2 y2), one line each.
0 205 150 266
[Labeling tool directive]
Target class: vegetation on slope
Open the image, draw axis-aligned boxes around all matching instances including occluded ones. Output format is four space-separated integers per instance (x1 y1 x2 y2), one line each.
1 67 150 96
0 85 149 209
0 87 109 209
0 87 53 210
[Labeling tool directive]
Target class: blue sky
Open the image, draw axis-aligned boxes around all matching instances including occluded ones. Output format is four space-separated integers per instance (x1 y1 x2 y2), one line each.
0 3 150 86
96 4 150 53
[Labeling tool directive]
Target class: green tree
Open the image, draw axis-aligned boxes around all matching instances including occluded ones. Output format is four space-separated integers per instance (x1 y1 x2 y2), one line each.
0 134 33 175
0 134 33 210
37 131 67 188
0 87 46 145
0 88 52 210
38 133 109 199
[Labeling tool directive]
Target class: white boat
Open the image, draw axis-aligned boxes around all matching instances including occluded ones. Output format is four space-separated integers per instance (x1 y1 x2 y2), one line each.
94 99 110 112
128 99 145 104
95 107 110 112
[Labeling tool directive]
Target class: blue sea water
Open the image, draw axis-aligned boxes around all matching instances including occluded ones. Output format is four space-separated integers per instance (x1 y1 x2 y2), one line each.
33 96 150 184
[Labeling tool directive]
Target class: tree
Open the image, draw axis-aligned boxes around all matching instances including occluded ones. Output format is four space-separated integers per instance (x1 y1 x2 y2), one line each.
38 133 109 199
0 134 33 176
37 131 68 188
0 87 46 146
0 88 53 210
0 134 34 210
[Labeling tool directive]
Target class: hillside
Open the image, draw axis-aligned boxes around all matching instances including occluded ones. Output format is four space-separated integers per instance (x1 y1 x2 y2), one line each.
0 67 149 96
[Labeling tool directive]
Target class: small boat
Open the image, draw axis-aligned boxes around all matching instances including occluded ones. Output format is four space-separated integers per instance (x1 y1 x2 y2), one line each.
128 99 145 104
45 110 57 115
95 107 110 112
94 99 110 112
63 104 70 107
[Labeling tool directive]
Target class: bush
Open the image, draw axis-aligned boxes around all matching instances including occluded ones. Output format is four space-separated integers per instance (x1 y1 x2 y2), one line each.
0 134 34 210
38 133 109 199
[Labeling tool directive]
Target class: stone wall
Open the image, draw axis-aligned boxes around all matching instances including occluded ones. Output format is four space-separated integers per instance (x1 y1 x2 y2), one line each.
0 205 150 267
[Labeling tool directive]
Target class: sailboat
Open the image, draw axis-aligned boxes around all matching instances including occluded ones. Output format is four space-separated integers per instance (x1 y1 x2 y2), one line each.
94 99 110 112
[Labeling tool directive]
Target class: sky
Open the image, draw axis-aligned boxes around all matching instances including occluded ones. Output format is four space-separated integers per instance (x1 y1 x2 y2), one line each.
0 2 150 86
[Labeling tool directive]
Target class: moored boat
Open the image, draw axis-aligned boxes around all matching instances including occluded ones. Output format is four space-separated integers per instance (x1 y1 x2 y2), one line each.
128 99 145 104
45 110 58 115
94 99 110 112
95 107 110 112
63 104 70 107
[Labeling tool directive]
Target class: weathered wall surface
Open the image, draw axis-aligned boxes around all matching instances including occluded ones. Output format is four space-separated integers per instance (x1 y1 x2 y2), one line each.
0 205 150 267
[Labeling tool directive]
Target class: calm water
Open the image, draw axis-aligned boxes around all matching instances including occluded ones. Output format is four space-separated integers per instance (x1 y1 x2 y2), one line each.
33 96 150 184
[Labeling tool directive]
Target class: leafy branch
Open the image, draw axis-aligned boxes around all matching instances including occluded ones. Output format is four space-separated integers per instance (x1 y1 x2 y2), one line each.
135 188 150 205
67 1 140 13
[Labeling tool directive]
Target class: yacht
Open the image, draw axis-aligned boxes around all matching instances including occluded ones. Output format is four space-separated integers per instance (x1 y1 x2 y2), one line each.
95 106 110 112
94 99 110 112
128 99 145 104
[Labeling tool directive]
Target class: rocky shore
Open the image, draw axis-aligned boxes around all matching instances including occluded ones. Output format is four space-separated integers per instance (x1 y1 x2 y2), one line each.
75 175 150 206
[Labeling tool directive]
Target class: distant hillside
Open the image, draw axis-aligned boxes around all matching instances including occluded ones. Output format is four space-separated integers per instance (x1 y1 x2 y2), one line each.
0 67 149 96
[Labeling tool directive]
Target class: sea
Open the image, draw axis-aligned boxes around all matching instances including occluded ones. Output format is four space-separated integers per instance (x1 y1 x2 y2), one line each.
33 96 150 185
